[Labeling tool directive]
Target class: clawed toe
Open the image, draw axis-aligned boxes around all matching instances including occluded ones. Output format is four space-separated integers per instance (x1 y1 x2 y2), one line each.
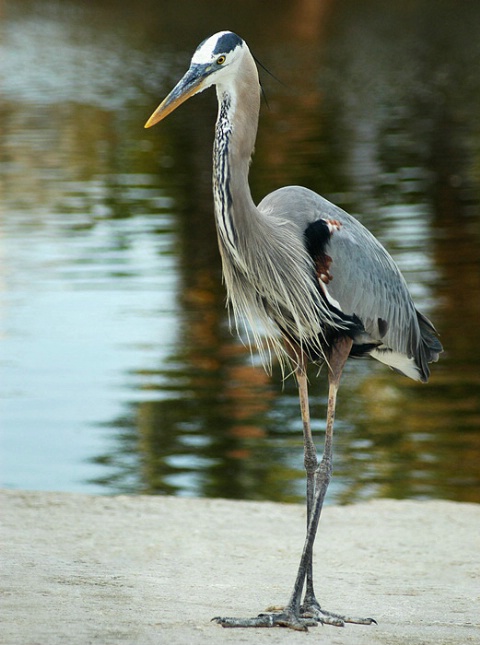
212 610 316 631
301 600 377 627
212 605 376 631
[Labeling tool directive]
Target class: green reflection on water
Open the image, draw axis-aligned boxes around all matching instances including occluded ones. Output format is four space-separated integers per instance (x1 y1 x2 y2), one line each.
1 0 479 504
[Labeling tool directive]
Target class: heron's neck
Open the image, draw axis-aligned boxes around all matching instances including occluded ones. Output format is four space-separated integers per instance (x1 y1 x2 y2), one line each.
213 67 261 260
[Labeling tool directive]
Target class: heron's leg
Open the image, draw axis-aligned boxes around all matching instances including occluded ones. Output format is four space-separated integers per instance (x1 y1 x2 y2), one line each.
295 363 317 602
283 337 353 620
213 337 375 630
284 344 318 526
296 337 375 626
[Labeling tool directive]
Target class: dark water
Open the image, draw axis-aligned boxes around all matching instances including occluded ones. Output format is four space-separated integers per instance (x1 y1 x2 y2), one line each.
1 0 479 504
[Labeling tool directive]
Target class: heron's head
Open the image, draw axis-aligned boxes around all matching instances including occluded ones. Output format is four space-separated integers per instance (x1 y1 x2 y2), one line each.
145 31 248 128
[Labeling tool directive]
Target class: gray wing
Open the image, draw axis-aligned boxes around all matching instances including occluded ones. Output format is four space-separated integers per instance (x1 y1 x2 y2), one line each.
258 186 441 381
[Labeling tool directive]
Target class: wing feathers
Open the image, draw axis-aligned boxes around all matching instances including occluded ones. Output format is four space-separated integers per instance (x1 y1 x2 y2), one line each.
259 186 443 381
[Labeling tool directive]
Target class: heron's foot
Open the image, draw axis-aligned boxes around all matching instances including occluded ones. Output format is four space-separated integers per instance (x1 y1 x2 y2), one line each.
212 608 317 631
212 601 376 631
301 596 377 627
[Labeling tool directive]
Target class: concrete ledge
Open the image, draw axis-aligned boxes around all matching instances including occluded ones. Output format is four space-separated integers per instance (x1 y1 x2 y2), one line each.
1 490 479 644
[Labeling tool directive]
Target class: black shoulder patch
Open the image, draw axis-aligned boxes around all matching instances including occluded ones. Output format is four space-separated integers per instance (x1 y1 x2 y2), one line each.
378 318 388 338
304 219 331 259
213 32 243 55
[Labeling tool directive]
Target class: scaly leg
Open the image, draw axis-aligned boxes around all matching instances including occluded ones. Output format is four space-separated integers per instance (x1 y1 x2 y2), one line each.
213 337 375 630
295 358 318 610
295 353 318 585
299 338 375 626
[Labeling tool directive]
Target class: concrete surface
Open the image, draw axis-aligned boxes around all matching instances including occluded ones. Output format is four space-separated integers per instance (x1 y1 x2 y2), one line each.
1 489 479 644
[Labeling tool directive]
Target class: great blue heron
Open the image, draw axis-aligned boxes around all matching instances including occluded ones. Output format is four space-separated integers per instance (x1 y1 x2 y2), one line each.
145 31 442 631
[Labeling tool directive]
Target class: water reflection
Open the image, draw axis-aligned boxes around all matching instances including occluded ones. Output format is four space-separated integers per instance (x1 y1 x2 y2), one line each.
1 0 479 504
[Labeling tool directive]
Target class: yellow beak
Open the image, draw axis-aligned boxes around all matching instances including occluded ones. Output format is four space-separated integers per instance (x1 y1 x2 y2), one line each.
144 66 207 128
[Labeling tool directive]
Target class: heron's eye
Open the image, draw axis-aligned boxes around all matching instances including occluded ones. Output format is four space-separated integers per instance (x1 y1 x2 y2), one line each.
216 55 226 65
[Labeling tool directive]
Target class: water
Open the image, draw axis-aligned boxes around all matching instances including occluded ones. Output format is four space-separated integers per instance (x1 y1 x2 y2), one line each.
1 0 479 504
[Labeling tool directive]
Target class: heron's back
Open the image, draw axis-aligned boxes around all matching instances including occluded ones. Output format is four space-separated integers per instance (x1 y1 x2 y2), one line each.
258 186 442 382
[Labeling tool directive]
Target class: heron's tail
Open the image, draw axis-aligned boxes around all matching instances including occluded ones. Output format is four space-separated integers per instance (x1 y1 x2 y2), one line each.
416 311 443 382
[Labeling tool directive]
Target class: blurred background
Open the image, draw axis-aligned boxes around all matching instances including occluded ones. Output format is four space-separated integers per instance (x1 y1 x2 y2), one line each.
1 0 479 504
